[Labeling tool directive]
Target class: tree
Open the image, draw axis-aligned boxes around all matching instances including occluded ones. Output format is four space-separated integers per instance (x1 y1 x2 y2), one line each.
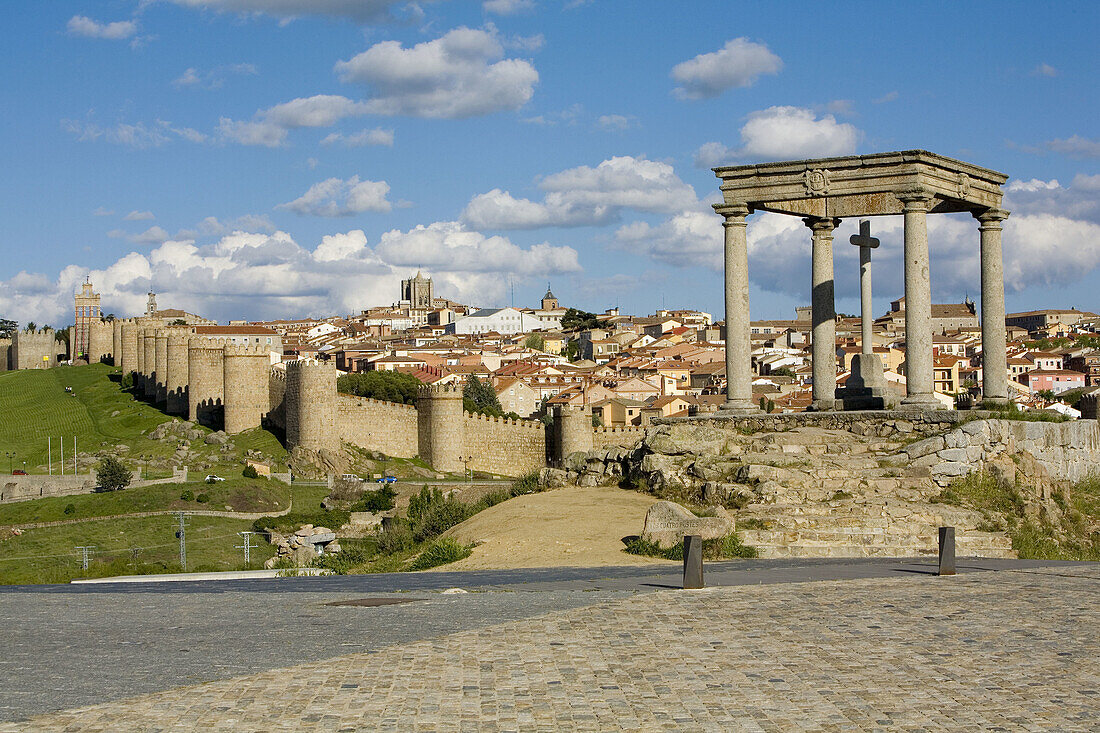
463 375 505 416
24 322 37 333
561 308 609 332
337 370 422 404
95 456 133 492
524 333 545 351
564 340 580 361
0 319 16 338
771 366 796 379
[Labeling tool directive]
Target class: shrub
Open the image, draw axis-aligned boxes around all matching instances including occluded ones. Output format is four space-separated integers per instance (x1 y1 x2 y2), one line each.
350 486 396 513
312 542 372 574
510 471 541 496
409 537 474 570
252 509 351 535
375 521 416 554
624 533 758 560
120 372 134 389
180 489 195 501
242 465 259 479
196 493 211 503
63 503 76 516
95 456 132 492
407 486 471 542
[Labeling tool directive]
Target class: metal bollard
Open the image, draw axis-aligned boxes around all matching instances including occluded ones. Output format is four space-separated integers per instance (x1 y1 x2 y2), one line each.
683 534 704 589
938 526 956 576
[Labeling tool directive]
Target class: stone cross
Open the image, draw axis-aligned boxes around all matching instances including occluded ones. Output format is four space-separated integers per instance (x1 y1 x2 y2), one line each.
849 219 879 355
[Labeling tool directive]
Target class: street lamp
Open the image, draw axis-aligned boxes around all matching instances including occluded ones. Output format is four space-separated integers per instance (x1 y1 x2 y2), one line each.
4 451 13 475
459 455 472 482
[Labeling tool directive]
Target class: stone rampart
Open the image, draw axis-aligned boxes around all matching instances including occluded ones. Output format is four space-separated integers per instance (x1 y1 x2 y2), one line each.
188 338 225 427
165 332 190 415
267 366 286 431
154 330 169 403
88 319 113 364
12 330 61 370
592 425 647 451
336 394 418 458
664 409 961 438
286 359 335 451
0 337 11 371
142 331 158 398
905 418 1100 485
552 406 593 464
120 320 139 375
417 384 464 473
0 475 96 502
112 319 123 367
223 344 272 434
462 412 547 476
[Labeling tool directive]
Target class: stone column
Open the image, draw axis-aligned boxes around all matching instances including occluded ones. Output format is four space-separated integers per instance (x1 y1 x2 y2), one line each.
976 208 1010 405
859 246 873 354
806 217 839 411
715 203 758 413
898 189 938 408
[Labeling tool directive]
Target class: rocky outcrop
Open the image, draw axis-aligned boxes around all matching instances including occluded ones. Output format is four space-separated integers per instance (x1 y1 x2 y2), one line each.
263 524 341 568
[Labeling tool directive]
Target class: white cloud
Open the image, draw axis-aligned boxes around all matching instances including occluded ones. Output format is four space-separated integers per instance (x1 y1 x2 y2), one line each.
1004 174 1100 223
483 0 535 14
131 226 172 245
334 27 538 118
462 155 698 229
93 207 115 217
277 176 393 217
165 0 413 23
124 210 155 221
263 95 368 127
173 63 258 89
216 117 287 147
1031 63 1058 78
596 114 635 131
693 141 737 168
1044 135 1100 158
320 128 395 147
737 106 859 160
62 119 207 148
873 91 899 104
671 38 782 100
67 16 138 41
0 222 581 324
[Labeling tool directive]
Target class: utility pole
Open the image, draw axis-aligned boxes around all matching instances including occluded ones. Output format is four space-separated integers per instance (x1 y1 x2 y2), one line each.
236 531 258 566
73 435 78 475
175 512 189 571
75 545 95 571
48 437 52 475
60 435 64 476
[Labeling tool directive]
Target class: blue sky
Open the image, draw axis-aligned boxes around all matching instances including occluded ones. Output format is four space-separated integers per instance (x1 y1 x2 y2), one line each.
1 0 1098 326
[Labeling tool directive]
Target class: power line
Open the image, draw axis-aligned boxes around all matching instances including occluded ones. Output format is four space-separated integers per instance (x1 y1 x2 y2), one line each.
235 531 258 566
74 545 95 571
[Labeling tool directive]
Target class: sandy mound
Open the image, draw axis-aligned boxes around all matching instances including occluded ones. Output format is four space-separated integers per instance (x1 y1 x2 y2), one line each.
440 485 675 570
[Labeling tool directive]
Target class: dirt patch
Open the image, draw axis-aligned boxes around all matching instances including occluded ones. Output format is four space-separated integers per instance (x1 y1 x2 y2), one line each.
440 485 675 570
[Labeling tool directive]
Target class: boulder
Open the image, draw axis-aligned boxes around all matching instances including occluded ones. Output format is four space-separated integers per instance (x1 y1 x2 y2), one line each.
640 501 735 547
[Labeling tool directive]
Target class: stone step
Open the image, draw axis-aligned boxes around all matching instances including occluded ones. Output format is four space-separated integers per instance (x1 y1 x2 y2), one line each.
749 544 1017 560
739 528 1013 551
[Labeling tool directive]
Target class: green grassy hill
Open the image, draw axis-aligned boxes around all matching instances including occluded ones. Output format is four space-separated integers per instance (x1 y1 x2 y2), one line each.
0 363 287 475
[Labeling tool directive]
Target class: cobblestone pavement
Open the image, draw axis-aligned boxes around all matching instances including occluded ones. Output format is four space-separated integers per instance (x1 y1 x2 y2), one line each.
4 564 1098 732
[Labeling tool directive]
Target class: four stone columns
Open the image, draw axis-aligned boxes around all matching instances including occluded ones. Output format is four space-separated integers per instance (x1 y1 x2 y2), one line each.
806 217 840 411
977 209 1010 405
715 203 757 412
898 190 938 407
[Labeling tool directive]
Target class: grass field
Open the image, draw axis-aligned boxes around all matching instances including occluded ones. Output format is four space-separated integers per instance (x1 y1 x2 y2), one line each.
0 514 278 585
0 363 288 475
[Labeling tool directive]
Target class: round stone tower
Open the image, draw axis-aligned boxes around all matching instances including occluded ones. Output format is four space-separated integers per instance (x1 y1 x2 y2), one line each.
417 383 465 473
87 319 112 364
222 344 272 434
285 359 336 451
165 332 190 415
120 320 139 376
555 405 593 462
142 330 158 398
154 330 169 404
112 319 123 367
188 338 225 427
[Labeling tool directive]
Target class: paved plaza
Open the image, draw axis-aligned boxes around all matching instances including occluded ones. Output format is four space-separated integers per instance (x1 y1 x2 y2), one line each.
1 560 1097 731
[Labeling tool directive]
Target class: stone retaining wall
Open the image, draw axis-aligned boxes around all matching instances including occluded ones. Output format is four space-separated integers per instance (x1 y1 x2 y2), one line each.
661 409 963 438
905 418 1100 485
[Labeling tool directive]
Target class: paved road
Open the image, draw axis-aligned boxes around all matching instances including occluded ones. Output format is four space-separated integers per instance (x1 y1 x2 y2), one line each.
1 558 1095 727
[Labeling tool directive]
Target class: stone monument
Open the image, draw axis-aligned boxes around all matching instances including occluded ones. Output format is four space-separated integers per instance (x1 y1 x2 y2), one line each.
836 219 887 409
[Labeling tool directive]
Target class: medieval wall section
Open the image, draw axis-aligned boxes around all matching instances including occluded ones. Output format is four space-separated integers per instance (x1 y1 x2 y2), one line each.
165 332 190 415
223 344 272 434
336 395 419 458
592 426 647 451
12 330 60 370
463 413 547 476
120 320 139 375
87 319 113 364
285 359 335 451
267 366 286 432
188 338 225 427
0 338 11 371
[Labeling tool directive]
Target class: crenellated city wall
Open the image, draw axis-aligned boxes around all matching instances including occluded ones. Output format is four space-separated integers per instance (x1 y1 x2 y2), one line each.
335 394 419 458
593 426 647 451
462 412 547 476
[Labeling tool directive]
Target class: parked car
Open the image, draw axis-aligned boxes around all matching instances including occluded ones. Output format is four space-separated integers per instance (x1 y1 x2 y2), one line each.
377 475 397 484
340 474 362 482
204 474 226 483
11 470 27 475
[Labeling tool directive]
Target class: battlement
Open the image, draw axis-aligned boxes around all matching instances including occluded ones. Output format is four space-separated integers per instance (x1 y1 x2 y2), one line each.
188 336 228 350
270 365 287 383
419 382 462 397
223 342 273 358
166 331 191 346
338 393 418 412
593 426 647 435
286 358 332 372
464 411 544 430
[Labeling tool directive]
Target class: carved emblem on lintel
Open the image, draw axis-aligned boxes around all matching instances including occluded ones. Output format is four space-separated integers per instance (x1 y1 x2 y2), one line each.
804 168 830 196
956 172 971 199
